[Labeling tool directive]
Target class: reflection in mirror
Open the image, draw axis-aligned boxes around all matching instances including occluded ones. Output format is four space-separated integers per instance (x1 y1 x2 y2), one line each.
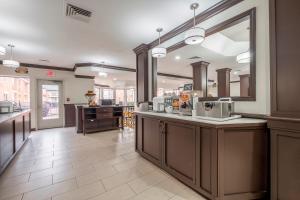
157 75 192 97
156 10 255 101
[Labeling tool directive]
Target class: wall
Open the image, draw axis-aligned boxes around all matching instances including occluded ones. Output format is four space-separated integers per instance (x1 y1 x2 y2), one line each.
0 66 94 129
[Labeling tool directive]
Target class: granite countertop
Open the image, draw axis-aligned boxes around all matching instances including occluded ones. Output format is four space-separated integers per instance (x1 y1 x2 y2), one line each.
134 111 267 127
0 109 31 124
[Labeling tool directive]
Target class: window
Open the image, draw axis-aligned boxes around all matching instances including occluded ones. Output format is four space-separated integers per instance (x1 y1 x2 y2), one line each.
126 89 135 105
115 89 125 105
102 88 114 99
0 76 30 108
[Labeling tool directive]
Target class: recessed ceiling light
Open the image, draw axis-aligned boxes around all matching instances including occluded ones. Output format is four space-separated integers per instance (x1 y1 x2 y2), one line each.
98 72 108 77
175 56 181 60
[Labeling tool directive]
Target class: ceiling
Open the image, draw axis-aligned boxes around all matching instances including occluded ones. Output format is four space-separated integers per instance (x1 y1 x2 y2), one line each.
158 18 250 81
0 0 222 69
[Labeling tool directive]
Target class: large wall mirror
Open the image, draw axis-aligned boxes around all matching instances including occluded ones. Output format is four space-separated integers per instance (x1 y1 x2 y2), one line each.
156 8 256 101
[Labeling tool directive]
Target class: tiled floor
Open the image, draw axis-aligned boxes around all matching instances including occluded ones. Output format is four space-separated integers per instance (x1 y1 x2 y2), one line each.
0 128 206 200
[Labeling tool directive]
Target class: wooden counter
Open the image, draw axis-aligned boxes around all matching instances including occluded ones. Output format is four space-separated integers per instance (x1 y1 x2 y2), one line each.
0 110 31 174
135 112 268 200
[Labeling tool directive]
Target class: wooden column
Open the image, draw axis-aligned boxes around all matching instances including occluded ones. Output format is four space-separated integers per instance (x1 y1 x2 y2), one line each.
191 61 209 97
133 44 150 103
216 68 231 97
269 0 300 199
239 74 250 97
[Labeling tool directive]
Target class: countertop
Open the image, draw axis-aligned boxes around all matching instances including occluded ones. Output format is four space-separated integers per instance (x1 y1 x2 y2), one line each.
0 109 31 124
134 111 267 128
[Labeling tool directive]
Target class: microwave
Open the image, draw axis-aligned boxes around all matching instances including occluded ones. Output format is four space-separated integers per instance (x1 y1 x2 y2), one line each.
0 101 14 113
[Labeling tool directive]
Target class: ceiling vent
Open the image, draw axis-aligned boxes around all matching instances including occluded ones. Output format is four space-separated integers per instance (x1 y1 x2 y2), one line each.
65 3 92 23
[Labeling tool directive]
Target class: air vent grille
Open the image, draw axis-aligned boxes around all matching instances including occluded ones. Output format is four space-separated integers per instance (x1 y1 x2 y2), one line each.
66 3 92 22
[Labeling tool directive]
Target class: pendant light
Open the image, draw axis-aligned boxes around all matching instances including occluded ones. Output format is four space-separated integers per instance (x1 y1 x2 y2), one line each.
3 44 20 68
152 28 167 58
184 3 205 45
236 51 250 64
0 45 6 55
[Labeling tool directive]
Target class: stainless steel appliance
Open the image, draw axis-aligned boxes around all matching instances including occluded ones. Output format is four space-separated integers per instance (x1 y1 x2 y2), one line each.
0 101 14 113
195 98 234 118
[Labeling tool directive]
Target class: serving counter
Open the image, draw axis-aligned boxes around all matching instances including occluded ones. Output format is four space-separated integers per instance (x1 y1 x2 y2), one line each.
135 111 268 200
0 110 31 174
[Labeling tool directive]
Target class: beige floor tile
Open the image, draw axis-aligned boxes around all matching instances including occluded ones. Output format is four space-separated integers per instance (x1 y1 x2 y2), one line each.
52 181 105 200
130 187 175 200
122 151 140 160
89 184 136 200
128 170 170 193
0 173 30 189
1 194 23 200
0 175 52 200
0 127 205 200
22 178 77 200
101 168 144 190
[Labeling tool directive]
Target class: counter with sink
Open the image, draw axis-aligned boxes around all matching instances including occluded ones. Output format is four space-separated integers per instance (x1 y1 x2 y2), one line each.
0 110 31 174
135 111 268 200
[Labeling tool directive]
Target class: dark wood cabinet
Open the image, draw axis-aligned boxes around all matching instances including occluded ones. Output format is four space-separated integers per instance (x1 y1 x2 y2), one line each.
269 0 300 199
14 115 24 152
163 121 198 187
135 113 268 200
136 116 162 166
82 107 123 134
0 110 31 174
0 119 14 169
24 113 30 140
268 119 300 200
64 104 76 127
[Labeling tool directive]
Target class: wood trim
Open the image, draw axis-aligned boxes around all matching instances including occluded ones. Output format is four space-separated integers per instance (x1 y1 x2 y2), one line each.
152 57 157 98
74 75 95 79
147 0 245 49
157 73 192 80
0 60 74 72
74 63 136 72
94 84 110 88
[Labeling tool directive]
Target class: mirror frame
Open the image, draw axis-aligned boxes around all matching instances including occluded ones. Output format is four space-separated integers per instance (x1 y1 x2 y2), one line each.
164 8 256 101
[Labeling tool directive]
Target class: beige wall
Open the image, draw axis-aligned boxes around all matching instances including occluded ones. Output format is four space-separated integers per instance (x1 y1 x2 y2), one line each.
0 66 94 129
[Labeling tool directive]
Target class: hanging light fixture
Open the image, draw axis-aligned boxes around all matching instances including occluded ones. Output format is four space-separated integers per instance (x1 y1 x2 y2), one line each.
152 28 167 58
3 44 20 68
0 45 6 55
236 51 250 64
184 3 205 45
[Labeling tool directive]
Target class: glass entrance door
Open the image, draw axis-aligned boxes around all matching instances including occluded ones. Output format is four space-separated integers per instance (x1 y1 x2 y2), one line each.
37 80 63 129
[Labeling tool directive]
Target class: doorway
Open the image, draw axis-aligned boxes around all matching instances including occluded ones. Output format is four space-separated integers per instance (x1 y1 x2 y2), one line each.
37 80 63 129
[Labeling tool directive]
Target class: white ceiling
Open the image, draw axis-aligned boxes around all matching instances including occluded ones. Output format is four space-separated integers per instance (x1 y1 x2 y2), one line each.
0 0 222 69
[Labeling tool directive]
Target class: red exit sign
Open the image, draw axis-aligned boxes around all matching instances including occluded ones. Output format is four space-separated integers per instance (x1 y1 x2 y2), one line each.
47 70 55 77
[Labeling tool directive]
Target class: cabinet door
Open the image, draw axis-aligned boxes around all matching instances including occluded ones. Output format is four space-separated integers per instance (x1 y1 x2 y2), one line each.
14 115 24 152
137 116 162 166
24 113 31 140
163 121 198 187
271 129 300 200
0 119 14 169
